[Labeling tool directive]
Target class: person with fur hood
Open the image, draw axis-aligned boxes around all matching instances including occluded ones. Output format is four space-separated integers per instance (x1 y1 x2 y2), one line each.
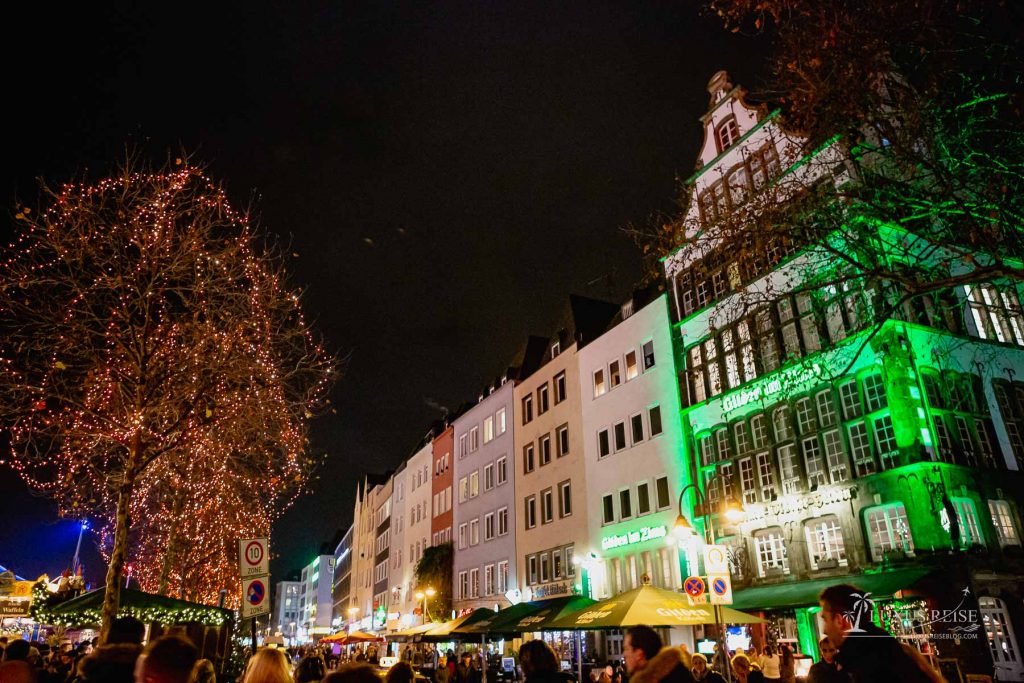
623 627 695 683
74 617 145 683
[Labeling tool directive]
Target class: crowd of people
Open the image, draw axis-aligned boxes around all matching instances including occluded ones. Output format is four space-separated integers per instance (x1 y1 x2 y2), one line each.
0 584 948 683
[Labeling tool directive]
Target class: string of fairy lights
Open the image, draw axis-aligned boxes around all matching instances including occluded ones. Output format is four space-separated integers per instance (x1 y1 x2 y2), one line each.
0 163 335 615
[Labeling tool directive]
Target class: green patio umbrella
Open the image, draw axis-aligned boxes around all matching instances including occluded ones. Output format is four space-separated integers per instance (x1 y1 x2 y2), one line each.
456 596 596 636
546 585 764 630
420 607 496 641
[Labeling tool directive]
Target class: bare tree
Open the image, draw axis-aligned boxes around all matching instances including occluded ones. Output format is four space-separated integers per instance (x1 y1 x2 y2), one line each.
0 158 335 639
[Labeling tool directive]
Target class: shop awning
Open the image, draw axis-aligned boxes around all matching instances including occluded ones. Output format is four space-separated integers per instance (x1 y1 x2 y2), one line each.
547 585 764 629
390 622 439 642
457 596 596 635
419 608 496 641
44 587 231 627
730 567 932 612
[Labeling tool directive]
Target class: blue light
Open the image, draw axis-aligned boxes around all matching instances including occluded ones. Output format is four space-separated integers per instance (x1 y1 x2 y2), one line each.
81 520 90 530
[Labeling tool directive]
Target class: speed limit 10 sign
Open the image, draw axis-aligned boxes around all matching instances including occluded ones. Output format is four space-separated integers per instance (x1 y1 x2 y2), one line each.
239 538 269 578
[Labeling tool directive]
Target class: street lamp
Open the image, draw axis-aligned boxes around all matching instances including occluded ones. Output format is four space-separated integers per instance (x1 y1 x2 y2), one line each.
414 587 436 624
674 483 744 683
71 519 89 573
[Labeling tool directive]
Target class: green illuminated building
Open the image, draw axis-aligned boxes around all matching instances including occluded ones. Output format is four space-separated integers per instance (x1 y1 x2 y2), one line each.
662 72 1024 680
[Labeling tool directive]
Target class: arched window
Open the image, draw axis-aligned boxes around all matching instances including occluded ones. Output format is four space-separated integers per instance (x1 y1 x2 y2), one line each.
716 116 740 152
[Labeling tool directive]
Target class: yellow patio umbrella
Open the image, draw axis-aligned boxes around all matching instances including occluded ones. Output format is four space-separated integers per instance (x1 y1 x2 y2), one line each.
546 584 764 630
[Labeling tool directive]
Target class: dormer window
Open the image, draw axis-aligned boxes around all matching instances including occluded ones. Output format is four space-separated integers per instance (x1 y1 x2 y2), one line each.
716 116 740 153
551 342 560 359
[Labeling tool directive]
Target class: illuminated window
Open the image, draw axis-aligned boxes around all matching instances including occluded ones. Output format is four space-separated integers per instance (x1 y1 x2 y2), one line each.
594 369 607 398
865 503 915 560
751 414 770 449
988 500 1020 547
739 457 756 504
716 116 740 151
839 381 862 419
863 374 887 412
734 422 752 455
802 436 826 488
816 390 838 427
756 451 776 500
699 434 716 467
497 561 509 593
805 516 847 569
625 350 639 380
773 406 794 442
483 416 494 444
484 564 495 596
947 497 983 548
966 284 1024 346
823 430 848 483
849 421 875 476
753 527 789 576
796 398 816 435
642 340 656 370
777 444 800 494
610 360 622 389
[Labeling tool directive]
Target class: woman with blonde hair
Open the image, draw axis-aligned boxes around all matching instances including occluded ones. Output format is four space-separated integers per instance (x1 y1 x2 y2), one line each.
242 648 293 683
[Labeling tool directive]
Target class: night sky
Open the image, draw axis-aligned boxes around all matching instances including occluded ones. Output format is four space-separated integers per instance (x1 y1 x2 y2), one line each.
0 2 765 586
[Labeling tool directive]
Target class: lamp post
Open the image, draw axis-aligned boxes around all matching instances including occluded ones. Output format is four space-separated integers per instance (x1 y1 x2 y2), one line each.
71 519 89 573
673 483 744 683
414 587 436 625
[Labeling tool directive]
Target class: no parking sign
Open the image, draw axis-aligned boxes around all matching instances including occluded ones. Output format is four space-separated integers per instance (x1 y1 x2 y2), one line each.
708 574 733 605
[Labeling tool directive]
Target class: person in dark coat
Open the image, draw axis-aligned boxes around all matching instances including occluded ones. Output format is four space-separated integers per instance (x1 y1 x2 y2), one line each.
689 654 724 683
519 640 565 683
76 616 145 683
806 638 846 683
819 584 938 683
622 627 693 683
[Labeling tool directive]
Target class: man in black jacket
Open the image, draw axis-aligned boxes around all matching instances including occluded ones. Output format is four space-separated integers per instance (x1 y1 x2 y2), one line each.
623 626 694 683
819 584 935 683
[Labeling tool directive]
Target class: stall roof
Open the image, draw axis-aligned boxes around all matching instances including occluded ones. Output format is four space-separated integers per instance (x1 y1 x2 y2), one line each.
45 587 231 627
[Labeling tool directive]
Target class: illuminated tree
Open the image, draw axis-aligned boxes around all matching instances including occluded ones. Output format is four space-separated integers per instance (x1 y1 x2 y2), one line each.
0 158 335 640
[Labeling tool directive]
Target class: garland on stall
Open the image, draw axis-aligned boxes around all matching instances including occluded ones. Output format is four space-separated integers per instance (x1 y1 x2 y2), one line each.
29 581 230 628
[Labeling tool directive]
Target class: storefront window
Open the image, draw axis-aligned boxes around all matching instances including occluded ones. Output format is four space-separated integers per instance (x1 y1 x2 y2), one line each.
865 503 915 561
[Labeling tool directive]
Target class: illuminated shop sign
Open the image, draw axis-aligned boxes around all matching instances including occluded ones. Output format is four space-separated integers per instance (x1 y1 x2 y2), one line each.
600 525 668 551
722 362 823 413
742 486 857 524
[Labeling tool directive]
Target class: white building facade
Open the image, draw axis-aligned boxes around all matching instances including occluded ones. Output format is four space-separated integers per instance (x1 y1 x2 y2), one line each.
300 555 334 642
453 380 517 612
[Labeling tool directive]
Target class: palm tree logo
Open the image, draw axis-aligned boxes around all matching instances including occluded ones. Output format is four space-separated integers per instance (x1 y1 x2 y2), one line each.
845 592 874 632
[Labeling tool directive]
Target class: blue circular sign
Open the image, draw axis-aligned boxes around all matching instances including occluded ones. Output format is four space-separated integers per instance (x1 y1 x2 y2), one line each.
246 579 266 605
712 578 728 595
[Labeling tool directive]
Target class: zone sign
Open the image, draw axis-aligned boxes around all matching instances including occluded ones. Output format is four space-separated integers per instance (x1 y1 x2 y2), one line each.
239 538 269 578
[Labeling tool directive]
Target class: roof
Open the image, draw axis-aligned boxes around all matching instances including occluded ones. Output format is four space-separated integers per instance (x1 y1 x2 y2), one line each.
43 587 231 627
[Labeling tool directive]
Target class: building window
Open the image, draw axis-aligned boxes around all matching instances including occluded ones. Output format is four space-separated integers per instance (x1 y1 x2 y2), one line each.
459 477 469 503
527 555 538 585
541 488 554 524
756 451 776 500
873 415 899 469
540 553 551 583
484 512 495 541
805 516 847 569
525 496 536 529
848 421 874 476
470 426 480 452
643 340 656 370
636 482 651 516
816 390 838 427
777 444 800 494
631 413 645 445
618 488 633 519
554 371 567 404
557 424 570 457
483 416 494 444
559 481 572 517
497 407 507 435
484 564 495 596
614 421 627 451
498 507 509 536
773 406 794 442
484 463 495 491
751 414 769 450
497 561 509 593
989 500 1020 547
602 494 615 524
494 456 508 486
610 360 622 389
625 350 639 380
979 597 1023 675
459 434 468 459
552 548 564 580
795 397 816 435
540 435 552 466
598 429 611 458
734 422 751 455
522 395 533 424
655 476 671 509
739 458 756 504
753 527 789 576
469 568 479 598
537 384 550 414
823 429 848 483
470 518 479 545
523 444 535 474
947 497 983 548
802 436 826 488
698 434 716 467
594 369 606 398
966 284 1024 346
863 373 887 413
865 503 915 560
839 381 861 419
716 115 740 152
459 571 468 599
469 470 479 497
